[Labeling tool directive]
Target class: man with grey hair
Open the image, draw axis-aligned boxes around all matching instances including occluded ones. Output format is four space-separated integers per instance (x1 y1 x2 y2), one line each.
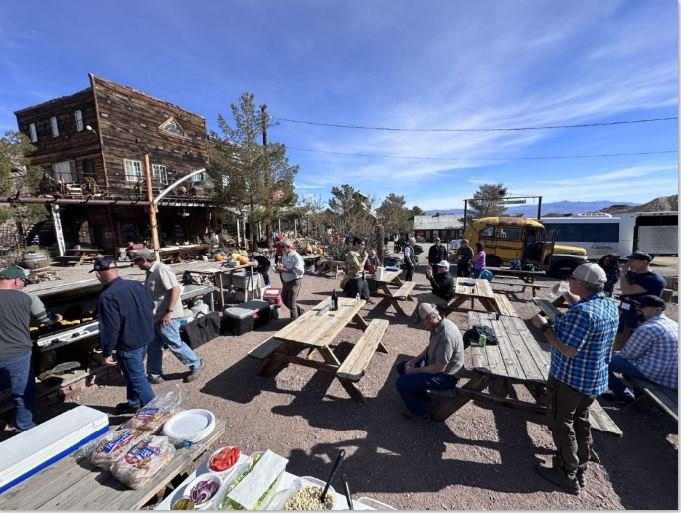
531 263 618 494
275 239 305 319
395 303 464 422
403 237 417 281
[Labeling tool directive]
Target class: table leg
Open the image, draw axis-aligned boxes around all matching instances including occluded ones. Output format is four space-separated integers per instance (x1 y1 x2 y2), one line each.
258 342 306 377
480 297 500 314
318 347 366 402
430 373 490 421
217 273 225 311
349 313 369 331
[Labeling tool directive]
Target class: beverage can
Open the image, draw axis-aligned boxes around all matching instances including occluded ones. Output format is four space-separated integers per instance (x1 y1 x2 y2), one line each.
478 334 487 347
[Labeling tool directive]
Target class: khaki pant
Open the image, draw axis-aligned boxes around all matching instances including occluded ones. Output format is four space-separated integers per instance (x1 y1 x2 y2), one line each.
282 278 302 319
546 377 595 478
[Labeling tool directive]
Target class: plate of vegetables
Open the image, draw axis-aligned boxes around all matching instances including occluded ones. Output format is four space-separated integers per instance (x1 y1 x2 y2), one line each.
185 473 222 510
208 446 241 476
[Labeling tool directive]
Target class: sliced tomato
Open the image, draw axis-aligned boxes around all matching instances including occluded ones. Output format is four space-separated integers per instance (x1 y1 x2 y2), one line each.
209 446 240 472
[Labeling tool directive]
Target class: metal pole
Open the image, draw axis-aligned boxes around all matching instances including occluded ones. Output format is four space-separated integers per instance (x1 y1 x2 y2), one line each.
537 196 543 220
463 199 468 231
144 153 160 260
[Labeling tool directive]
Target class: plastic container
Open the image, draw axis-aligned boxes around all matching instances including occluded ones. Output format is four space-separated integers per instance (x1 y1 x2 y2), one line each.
355 497 396 510
213 452 265 510
207 446 241 479
163 409 216 444
184 473 222 510
266 476 338 511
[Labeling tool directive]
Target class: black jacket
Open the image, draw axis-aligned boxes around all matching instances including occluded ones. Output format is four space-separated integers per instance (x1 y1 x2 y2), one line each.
427 244 448 266
428 271 454 300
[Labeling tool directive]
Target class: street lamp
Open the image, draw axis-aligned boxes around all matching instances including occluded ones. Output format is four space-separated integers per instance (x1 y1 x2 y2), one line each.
144 161 210 260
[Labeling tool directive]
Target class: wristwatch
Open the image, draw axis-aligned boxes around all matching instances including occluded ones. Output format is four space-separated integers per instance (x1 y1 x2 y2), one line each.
165 308 172 313
540 323 552 333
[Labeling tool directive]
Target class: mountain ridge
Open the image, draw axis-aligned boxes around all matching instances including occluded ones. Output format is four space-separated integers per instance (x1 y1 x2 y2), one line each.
424 200 639 217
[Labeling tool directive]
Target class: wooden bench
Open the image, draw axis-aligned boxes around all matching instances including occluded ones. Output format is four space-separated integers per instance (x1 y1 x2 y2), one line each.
621 376 678 422
493 293 518 317
493 280 552 298
337 319 389 381
390 281 415 300
248 336 283 359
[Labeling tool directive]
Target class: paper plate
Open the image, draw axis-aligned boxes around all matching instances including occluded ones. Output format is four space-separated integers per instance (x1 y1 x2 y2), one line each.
163 409 216 443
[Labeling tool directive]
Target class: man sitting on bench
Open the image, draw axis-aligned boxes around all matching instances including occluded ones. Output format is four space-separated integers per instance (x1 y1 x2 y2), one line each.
606 295 678 403
395 303 464 422
411 260 454 323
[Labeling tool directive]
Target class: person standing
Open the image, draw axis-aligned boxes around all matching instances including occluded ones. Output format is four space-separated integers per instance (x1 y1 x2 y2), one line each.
531 263 618 493
597 254 620 297
92 257 156 414
427 237 448 267
472 242 486 278
0 267 61 431
133 250 203 384
607 295 677 402
403 237 416 281
456 239 474 277
252 251 272 286
395 303 464 422
344 237 371 300
276 240 305 319
616 251 666 348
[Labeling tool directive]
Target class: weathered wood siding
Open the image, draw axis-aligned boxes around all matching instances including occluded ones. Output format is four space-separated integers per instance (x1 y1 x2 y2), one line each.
90 75 209 198
14 89 105 184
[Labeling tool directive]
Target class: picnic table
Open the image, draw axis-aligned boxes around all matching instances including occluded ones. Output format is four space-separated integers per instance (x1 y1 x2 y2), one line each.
429 312 621 436
183 261 258 310
367 269 415 315
55 248 105 266
0 421 225 510
248 297 389 402
441 277 512 317
158 244 210 263
486 266 545 283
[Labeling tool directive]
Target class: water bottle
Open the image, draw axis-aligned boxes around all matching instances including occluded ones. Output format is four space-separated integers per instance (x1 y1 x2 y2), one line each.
331 289 339 311
355 293 360 303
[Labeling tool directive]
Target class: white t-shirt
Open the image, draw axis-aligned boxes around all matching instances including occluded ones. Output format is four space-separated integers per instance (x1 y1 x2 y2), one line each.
144 261 185 320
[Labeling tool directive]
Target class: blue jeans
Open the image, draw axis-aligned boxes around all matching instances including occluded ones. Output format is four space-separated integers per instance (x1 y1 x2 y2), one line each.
608 354 647 400
147 319 201 377
118 345 155 407
0 352 35 431
395 360 456 417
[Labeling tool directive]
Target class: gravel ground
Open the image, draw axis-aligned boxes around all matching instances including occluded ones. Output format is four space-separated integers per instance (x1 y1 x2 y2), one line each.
29 254 680 510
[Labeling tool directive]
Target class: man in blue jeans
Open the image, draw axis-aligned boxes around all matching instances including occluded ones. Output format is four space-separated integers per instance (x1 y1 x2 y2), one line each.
0 266 62 431
92 257 156 414
607 295 678 402
395 303 464 422
134 250 203 384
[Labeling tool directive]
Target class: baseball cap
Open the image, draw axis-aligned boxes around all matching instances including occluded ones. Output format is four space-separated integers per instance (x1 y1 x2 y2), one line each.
625 251 652 262
634 295 666 310
133 249 154 262
0 266 29 280
435 260 450 270
571 263 607 285
417 303 439 320
89 256 118 273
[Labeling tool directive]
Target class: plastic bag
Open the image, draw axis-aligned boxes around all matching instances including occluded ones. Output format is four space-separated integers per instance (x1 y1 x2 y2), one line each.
90 428 147 470
111 435 176 489
122 387 182 433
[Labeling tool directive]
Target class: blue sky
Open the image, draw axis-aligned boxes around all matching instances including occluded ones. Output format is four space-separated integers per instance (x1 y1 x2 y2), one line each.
0 1 677 210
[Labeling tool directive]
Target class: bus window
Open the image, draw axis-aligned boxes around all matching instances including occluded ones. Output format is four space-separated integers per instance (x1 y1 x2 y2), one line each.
480 226 495 238
498 227 523 240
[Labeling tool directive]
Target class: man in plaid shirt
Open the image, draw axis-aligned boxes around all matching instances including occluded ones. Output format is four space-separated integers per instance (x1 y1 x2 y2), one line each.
607 295 677 401
532 263 618 494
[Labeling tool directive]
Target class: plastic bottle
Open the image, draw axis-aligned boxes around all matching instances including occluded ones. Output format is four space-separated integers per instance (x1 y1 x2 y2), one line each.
355 293 361 303
331 289 339 311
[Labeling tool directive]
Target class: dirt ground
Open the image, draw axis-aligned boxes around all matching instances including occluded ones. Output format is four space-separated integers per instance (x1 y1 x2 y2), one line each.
25 255 681 510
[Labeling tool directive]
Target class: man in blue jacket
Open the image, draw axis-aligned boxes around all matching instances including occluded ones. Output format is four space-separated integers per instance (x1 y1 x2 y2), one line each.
92 257 156 414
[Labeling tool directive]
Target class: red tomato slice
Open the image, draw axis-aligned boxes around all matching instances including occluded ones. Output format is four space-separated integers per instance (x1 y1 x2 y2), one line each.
209 446 240 472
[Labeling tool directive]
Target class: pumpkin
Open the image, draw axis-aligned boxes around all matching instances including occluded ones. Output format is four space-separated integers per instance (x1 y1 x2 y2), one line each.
237 255 250 265
214 254 224 261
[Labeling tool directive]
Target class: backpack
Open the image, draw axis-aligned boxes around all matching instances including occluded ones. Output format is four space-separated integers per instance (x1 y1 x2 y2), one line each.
462 325 498 348
478 269 495 282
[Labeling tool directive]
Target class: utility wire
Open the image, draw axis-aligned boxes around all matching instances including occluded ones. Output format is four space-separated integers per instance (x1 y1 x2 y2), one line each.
285 147 677 162
277 116 677 132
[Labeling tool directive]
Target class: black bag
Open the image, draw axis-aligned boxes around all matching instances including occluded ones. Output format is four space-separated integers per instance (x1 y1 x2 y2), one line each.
462 325 498 349
180 311 221 349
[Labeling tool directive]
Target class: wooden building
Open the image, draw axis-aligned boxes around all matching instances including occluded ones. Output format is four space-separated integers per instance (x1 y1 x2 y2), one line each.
13 74 215 255
413 214 463 243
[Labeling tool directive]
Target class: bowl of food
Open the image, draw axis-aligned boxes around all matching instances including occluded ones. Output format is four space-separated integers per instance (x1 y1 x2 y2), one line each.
171 497 195 510
185 473 222 510
207 446 241 478
268 476 335 511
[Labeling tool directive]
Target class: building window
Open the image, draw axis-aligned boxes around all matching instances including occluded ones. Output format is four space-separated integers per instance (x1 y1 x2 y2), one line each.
124 159 143 182
29 123 38 142
50 117 59 137
152 163 168 185
52 160 76 183
191 172 205 183
159 116 185 136
82 159 95 177
75 110 84 132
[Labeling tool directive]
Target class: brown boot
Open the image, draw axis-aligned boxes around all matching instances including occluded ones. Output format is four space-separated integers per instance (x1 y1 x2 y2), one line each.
536 465 580 494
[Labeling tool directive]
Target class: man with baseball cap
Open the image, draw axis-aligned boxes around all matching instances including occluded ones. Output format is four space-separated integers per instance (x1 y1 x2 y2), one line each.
395 303 464 422
616 251 666 348
92 257 156 414
416 260 454 314
0 266 61 431
531 263 618 493
607 295 677 403
134 250 203 384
